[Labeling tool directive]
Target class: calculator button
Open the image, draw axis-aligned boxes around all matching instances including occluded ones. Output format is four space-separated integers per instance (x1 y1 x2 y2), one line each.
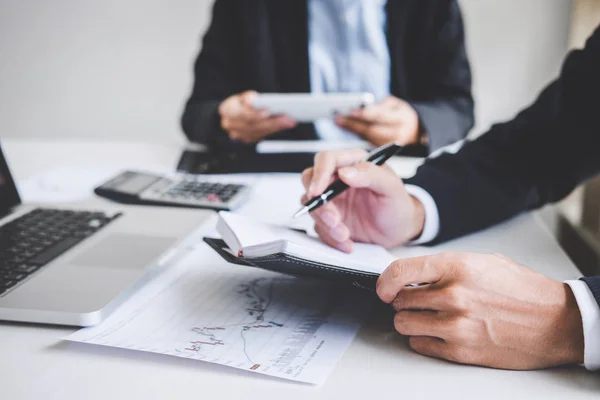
206 194 220 202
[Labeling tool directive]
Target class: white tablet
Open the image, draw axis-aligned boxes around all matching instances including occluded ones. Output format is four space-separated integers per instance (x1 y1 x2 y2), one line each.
252 93 375 122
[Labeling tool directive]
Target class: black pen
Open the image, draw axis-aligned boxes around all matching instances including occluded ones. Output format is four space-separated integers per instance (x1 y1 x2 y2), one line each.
293 143 403 218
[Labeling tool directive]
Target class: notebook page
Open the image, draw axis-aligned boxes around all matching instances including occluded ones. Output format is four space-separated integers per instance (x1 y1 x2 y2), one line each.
218 211 288 250
285 240 396 274
218 212 396 274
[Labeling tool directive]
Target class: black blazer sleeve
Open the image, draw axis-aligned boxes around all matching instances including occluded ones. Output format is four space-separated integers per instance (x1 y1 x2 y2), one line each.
406 25 600 242
180 0 245 149
407 0 474 152
405 26 600 302
581 277 600 307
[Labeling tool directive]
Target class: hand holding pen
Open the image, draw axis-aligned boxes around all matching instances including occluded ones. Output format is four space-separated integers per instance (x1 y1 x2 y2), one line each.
297 145 426 253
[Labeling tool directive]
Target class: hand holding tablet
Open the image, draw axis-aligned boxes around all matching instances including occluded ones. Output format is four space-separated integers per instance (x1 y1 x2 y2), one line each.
219 91 419 146
334 96 422 147
218 91 298 144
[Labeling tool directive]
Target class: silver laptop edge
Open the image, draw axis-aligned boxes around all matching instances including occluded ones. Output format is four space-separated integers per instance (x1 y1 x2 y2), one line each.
0 143 215 326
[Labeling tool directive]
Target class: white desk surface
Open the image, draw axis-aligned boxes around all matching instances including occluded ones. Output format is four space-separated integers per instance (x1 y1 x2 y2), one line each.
1 139 599 400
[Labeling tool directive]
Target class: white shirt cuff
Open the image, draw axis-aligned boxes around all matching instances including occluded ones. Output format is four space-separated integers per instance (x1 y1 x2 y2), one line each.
404 185 440 245
565 280 600 370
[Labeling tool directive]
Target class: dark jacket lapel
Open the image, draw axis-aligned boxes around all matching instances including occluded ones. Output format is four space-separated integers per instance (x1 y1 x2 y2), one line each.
267 0 311 93
386 0 412 97
266 0 316 140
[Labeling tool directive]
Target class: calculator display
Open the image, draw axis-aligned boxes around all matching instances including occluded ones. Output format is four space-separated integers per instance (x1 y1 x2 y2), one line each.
113 174 158 195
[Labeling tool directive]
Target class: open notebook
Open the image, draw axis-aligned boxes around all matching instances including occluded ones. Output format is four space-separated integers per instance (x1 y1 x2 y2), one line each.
205 211 398 289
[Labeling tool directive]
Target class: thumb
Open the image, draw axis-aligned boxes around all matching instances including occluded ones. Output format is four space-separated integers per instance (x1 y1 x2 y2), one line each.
338 162 400 196
239 90 258 107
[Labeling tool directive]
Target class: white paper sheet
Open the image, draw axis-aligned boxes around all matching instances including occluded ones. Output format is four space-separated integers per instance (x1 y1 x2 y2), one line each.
232 174 307 226
16 163 173 203
65 243 370 384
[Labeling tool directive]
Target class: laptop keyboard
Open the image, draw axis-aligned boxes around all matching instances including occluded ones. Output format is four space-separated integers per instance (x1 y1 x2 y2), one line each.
0 208 121 295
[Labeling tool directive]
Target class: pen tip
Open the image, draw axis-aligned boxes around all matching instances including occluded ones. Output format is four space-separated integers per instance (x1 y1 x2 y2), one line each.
292 207 309 219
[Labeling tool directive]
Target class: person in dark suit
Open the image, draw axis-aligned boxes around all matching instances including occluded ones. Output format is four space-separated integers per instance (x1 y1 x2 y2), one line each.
300 25 600 370
181 0 474 154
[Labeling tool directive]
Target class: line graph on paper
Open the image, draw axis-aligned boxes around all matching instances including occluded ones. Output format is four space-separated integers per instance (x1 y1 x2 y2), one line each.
66 248 367 383
179 278 292 365
171 277 336 372
178 278 290 366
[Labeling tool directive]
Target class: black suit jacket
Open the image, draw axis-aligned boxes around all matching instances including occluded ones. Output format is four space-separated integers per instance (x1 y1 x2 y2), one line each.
406 26 600 304
181 0 474 153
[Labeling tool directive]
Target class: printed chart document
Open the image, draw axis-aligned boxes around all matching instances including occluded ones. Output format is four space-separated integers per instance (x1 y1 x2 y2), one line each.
66 243 370 384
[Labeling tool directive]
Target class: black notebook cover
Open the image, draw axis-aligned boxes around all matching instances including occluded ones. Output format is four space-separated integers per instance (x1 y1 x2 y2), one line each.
203 237 379 290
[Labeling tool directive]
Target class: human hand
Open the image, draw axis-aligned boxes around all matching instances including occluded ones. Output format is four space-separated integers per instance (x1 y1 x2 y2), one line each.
376 252 585 370
335 96 421 147
218 91 297 144
300 149 425 253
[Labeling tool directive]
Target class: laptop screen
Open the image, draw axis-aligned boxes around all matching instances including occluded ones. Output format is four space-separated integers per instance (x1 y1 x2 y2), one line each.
0 143 22 216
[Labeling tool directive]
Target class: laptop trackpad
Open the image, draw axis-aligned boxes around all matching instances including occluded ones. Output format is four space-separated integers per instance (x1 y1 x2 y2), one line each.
69 234 176 270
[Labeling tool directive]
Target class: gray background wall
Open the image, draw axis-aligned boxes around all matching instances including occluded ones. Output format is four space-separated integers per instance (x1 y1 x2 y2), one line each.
0 0 572 144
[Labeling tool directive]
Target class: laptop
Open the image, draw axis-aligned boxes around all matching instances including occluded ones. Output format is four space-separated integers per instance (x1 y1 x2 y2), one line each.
0 143 213 326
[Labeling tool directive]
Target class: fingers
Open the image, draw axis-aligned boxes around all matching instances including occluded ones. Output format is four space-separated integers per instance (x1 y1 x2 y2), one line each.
408 337 451 361
219 91 297 143
314 221 353 253
335 96 417 146
301 168 313 192
336 162 402 196
308 149 368 197
234 107 270 124
246 115 296 136
335 116 371 137
350 100 403 125
300 190 353 253
394 310 451 339
310 202 341 226
335 116 401 146
409 337 479 366
301 168 338 199
219 91 262 121
227 115 297 143
236 90 270 122
222 113 267 133
397 310 479 351
346 96 404 123
224 109 294 130
359 126 399 147
377 255 451 303
391 285 448 311
409 336 446 357
310 203 353 252
238 90 258 107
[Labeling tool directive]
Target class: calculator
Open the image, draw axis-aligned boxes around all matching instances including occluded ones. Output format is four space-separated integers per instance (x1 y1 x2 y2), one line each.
94 171 251 211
